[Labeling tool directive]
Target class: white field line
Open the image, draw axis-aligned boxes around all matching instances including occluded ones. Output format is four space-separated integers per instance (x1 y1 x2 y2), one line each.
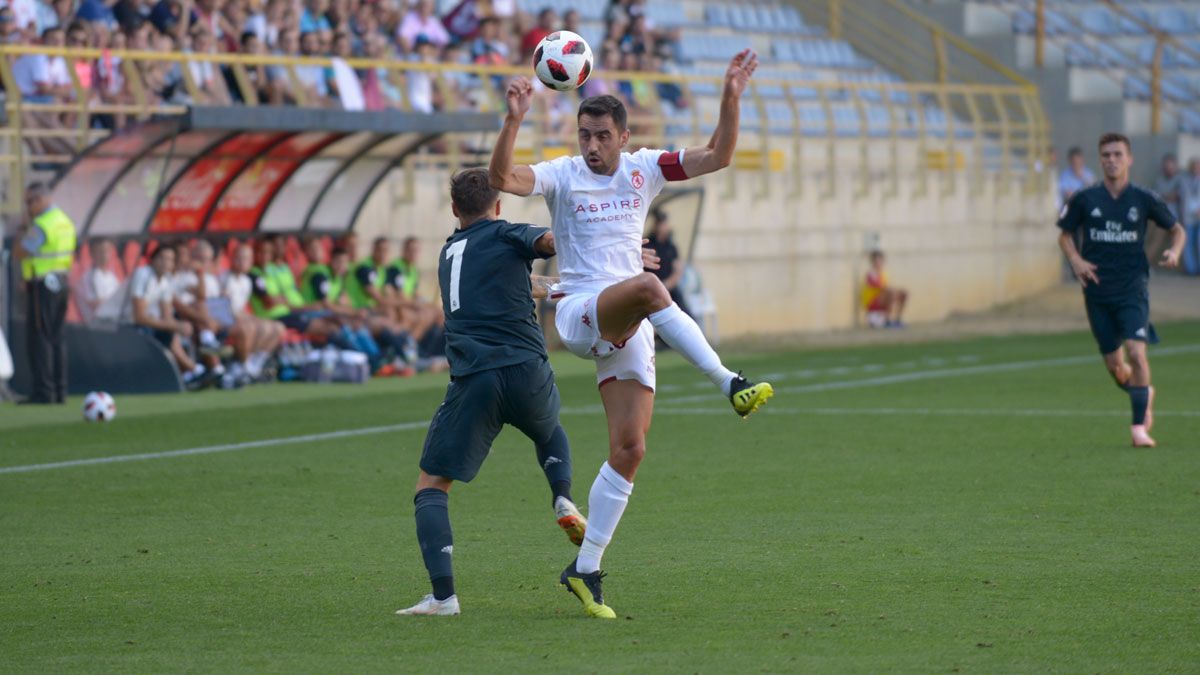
0 421 431 475
4 345 1198 475
660 344 1200 405
650 407 1200 418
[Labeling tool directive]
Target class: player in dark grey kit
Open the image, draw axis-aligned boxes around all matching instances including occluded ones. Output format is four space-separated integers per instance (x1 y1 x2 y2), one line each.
1057 132 1187 448
395 168 588 617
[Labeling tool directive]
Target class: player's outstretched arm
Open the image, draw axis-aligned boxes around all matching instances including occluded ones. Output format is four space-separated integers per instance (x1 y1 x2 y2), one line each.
680 49 759 179
1159 222 1186 269
489 77 538 196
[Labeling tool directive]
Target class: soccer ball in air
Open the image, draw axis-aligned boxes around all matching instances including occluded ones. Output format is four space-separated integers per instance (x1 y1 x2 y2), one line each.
82 391 116 422
533 30 594 91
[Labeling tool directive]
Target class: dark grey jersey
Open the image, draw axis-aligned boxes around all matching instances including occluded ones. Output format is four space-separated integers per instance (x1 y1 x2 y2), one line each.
1057 182 1176 301
437 218 552 377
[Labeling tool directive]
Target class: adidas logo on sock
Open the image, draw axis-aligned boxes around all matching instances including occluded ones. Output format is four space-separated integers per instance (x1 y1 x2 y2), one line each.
543 456 563 470
441 545 453 555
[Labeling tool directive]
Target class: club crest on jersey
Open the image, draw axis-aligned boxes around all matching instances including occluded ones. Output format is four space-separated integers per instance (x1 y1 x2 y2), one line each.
631 169 644 190
1127 207 1138 222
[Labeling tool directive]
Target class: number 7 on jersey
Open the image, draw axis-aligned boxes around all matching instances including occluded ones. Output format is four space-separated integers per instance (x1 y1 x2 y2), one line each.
445 239 467 312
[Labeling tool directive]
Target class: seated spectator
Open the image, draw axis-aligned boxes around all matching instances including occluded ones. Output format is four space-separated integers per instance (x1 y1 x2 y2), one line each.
644 209 691 317
470 16 508 65
223 242 284 381
1182 158 1200 276
11 27 74 155
387 235 443 330
325 30 361 106
397 0 449 53
360 32 403 110
123 244 209 388
406 35 442 113
185 25 232 104
227 30 270 103
75 238 123 324
299 0 331 37
520 7 555 60
862 250 908 328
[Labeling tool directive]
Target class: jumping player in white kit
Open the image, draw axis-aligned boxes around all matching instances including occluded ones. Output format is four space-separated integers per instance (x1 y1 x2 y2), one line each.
489 49 774 618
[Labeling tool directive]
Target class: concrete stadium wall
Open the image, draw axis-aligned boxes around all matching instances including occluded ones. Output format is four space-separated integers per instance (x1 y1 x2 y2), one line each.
353 157 1060 339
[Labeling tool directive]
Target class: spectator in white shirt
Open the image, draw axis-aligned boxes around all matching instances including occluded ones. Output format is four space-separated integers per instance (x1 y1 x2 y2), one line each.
185 25 232 104
75 238 122 324
124 244 208 387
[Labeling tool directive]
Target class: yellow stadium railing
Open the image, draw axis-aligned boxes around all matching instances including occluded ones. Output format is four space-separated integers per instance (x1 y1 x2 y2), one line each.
0 44 1048 216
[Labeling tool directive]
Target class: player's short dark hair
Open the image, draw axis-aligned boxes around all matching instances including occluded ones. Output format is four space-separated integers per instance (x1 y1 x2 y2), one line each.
150 242 175 261
1098 132 1131 152
869 249 884 261
372 236 389 248
1066 146 1083 159
578 95 627 133
330 246 348 258
403 235 418 246
450 168 499 219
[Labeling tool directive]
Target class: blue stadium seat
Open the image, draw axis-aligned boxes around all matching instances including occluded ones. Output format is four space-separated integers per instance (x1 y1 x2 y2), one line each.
1118 7 1152 35
799 106 827 136
705 4 729 27
1080 7 1119 36
1154 7 1192 35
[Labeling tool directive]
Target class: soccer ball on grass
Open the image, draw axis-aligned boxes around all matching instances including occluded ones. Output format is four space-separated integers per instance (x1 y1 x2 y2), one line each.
533 30 594 91
82 391 116 422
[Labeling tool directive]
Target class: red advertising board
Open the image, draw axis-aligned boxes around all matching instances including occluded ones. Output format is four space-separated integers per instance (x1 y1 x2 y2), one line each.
148 132 285 234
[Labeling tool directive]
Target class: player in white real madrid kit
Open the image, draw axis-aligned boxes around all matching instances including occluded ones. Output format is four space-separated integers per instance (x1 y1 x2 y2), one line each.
489 49 774 618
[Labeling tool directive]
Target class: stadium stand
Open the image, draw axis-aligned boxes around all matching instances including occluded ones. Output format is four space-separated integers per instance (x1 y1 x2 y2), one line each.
1 0 1059 395
924 0 1200 167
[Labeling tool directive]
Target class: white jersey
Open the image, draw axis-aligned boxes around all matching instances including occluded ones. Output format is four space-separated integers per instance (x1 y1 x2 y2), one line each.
531 148 685 293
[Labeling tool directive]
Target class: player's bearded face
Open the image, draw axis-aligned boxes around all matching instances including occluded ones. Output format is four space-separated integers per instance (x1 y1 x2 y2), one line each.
577 114 629 176
1099 143 1131 181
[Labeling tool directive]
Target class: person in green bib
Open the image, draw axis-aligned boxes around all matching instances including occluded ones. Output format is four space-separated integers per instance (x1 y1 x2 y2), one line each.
248 237 339 339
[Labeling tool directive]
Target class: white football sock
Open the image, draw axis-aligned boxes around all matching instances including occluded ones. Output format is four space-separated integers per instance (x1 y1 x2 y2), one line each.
200 329 218 347
648 303 736 395
576 462 633 574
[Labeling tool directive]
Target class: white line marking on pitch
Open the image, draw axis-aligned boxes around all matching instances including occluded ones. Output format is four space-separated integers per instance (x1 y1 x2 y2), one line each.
5 344 1198 475
661 344 1200 405
650 407 1200 418
0 421 431 475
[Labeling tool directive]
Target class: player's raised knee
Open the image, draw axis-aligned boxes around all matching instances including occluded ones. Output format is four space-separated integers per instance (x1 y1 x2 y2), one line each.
632 272 671 311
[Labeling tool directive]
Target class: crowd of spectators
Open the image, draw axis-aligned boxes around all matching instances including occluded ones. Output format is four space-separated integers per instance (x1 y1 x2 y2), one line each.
71 232 449 389
1 0 690 134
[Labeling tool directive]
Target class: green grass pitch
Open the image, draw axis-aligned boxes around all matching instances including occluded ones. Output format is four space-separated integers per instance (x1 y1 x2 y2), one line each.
3 323 1199 672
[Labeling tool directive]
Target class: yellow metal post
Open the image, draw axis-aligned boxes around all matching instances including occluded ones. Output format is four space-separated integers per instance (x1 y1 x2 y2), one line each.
829 0 842 39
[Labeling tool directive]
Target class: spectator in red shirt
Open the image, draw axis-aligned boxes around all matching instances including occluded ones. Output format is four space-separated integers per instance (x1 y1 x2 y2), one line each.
520 6 555 59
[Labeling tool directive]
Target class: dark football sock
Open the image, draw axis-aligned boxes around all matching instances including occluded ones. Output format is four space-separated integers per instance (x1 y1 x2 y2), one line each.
1128 386 1150 425
536 425 573 504
414 488 455 600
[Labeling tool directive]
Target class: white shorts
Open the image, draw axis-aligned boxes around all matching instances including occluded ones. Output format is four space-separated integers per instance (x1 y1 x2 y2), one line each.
554 292 656 391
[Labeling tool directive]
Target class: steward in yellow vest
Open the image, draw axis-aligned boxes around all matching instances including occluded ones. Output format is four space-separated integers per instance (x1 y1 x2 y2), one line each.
15 183 76 404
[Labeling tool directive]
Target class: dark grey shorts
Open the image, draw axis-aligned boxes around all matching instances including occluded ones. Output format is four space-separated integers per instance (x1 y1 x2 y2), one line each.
1085 293 1155 355
419 358 560 483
